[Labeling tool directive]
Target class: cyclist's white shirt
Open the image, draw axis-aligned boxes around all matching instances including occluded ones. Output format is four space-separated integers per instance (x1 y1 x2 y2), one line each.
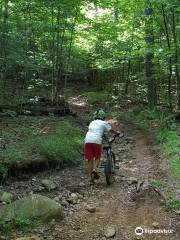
85 119 111 144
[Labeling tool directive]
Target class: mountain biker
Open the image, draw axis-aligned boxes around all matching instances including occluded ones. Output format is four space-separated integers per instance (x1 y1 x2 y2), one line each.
84 109 119 184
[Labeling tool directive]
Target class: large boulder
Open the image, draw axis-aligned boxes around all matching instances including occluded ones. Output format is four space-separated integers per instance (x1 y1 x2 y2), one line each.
0 194 63 222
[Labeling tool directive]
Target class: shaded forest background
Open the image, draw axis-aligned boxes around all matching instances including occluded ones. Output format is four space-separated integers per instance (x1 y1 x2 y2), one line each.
0 0 180 111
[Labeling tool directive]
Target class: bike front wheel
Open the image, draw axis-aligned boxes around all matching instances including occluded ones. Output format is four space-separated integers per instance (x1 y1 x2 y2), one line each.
104 151 115 185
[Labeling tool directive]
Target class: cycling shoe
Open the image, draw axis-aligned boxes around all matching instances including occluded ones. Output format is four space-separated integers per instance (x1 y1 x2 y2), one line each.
92 170 100 179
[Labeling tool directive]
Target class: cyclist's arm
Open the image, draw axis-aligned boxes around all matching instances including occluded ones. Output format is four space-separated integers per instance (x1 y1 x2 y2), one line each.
104 121 119 135
110 129 119 135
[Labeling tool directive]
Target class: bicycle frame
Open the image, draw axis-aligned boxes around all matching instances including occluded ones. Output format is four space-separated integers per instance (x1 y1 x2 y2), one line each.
103 133 122 185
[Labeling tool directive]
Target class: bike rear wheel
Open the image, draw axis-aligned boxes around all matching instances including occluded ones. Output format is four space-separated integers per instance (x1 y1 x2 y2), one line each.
104 151 115 185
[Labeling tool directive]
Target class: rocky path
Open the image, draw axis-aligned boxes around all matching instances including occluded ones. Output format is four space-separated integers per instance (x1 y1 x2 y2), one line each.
40 122 179 240
1 120 180 240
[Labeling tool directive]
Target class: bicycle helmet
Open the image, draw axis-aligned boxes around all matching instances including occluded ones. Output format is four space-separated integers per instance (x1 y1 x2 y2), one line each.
93 109 106 120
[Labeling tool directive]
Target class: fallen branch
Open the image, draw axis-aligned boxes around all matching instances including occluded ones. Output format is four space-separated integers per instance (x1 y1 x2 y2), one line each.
152 187 168 205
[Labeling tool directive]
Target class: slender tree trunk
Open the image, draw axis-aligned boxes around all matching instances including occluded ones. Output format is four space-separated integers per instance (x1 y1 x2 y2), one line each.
162 4 173 110
20 9 30 109
55 6 60 95
1 0 9 89
122 62 125 84
113 0 119 23
94 0 98 17
28 6 36 62
64 7 79 90
57 13 68 93
171 7 180 109
125 60 131 95
51 4 55 102
144 2 157 109
0 2 3 84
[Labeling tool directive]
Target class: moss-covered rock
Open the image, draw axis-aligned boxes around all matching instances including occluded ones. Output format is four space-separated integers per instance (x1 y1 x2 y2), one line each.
0 192 13 203
0 194 63 222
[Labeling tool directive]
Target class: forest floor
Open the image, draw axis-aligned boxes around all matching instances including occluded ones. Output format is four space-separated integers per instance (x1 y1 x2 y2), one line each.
0 92 180 240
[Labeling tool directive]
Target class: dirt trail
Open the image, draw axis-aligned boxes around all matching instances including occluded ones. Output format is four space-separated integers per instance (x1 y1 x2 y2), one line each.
37 122 180 240
1 95 180 239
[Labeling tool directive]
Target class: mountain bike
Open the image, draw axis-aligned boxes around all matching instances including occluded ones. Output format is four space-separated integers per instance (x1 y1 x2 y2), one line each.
103 132 124 185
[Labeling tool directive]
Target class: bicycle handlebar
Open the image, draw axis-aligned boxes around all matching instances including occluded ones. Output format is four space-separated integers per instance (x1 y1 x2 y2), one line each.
109 131 124 144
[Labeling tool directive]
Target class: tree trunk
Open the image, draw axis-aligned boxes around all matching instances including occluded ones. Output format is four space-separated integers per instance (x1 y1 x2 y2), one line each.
144 2 157 109
55 6 60 95
1 0 9 89
57 12 68 93
125 60 131 95
64 7 79 90
113 1 119 23
51 4 55 102
171 7 180 110
162 4 173 110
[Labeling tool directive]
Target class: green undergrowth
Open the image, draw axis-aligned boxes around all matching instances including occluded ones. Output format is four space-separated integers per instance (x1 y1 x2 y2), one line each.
0 218 37 236
0 217 41 237
30 121 84 168
167 198 180 210
150 180 180 210
112 106 180 210
0 117 84 177
81 91 110 104
150 180 167 189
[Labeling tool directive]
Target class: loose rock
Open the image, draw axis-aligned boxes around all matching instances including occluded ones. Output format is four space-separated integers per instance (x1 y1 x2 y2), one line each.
0 236 6 240
53 196 60 202
152 222 159 229
79 182 86 187
68 193 78 204
174 210 180 215
118 147 125 152
36 186 45 192
125 137 134 143
61 199 69 207
85 205 96 213
41 179 57 191
127 177 138 185
104 226 116 238
15 236 41 240
0 192 13 203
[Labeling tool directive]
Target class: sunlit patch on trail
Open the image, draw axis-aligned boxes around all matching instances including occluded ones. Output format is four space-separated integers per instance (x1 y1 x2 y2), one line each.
68 96 90 107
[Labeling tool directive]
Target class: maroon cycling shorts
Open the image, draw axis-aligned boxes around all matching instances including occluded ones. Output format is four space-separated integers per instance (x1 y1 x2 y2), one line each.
84 143 102 160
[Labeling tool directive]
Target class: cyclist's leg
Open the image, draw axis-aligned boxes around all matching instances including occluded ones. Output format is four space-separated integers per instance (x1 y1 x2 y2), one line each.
94 143 102 169
88 159 95 184
84 143 95 184
87 159 94 176
95 158 100 168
